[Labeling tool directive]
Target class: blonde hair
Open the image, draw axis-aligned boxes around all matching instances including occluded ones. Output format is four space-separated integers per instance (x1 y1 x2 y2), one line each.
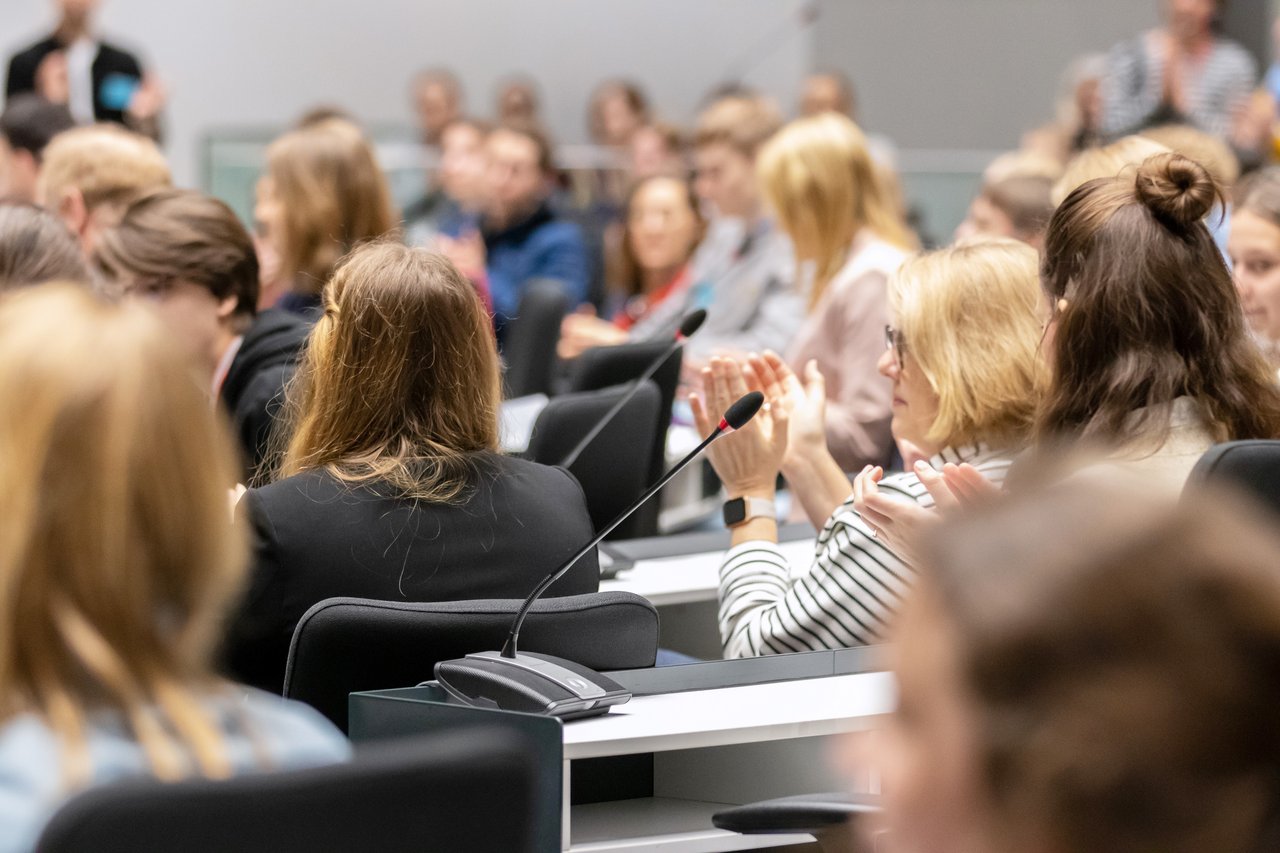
264 118 398 296
280 242 501 501
0 285 247 786
693 95 782 157
758 113 914 307
37 124 170 213
1140 123 1240 190
889 239 1044 450
1053 136 1169 205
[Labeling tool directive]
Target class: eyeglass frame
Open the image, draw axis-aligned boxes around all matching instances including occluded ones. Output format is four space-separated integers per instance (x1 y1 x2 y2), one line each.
884 324 907 366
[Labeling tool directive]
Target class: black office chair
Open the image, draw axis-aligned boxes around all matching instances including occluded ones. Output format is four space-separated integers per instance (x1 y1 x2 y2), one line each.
503 277 569 399
1186 440 1280 518
526 382 661 540
38 727 556 853
283 591 659 732
712 792 883 853
566 340 683 537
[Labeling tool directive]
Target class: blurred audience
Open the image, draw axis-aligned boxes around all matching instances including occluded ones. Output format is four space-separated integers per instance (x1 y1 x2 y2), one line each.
757 112 914 472
588 79 649 149
798 70 855 119
94 189 309 484
1052 134 1169 205
0 285 347 852
36 122 170 252
1229 166 1280 368
628 121 687 180
954 173 1055 248
695 239 1043 657
404 117 491 248
254 117 398 319
0 94 75 203
0 202 88 290
411 67 463 146
495 76 541 126
226 243 599 694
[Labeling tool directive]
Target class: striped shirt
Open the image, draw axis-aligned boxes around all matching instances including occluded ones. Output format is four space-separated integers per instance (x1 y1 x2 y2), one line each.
718 445 1012 658
1099 32 1256 140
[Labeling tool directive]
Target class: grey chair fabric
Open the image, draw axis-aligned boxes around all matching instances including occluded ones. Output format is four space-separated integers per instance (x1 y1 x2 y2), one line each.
283 592 659 732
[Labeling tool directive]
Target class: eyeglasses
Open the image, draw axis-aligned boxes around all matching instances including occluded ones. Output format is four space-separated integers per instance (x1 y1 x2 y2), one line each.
884 325 907 365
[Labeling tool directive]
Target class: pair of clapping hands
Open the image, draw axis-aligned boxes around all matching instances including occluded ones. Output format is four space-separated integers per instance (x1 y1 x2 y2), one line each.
688 353 997 558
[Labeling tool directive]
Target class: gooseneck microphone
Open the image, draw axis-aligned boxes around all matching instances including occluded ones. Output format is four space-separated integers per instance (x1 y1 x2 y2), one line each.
434 391 764 720
558 309 707 469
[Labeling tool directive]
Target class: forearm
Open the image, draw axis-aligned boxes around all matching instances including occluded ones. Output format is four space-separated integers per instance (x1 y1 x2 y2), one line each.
783 450 851 530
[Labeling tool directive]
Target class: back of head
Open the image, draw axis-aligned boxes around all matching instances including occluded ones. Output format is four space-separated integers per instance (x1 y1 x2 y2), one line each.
757 112 912 301
0 94 76 160
915 479 1280 853
0 203 89 290
983 174 1056 243
0 285 245 782
281 242 500 501
37 124 171 213
92 189 260 328
890 238 1044 451
1040 152 1280 447
1053 136 1169 206
264 118 397 294
693 94 782 159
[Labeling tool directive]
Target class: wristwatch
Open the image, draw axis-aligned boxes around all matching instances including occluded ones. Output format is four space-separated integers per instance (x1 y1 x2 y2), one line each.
723 496 777 528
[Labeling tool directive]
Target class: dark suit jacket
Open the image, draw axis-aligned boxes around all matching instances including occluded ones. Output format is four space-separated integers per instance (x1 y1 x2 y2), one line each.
224 455 601 693
6 36 143 125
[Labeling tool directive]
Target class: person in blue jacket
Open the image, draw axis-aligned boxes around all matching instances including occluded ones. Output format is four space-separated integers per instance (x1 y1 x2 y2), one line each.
438 121 587 340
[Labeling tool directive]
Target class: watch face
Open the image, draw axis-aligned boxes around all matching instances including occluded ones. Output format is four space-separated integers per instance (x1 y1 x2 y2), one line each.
723 498 746 526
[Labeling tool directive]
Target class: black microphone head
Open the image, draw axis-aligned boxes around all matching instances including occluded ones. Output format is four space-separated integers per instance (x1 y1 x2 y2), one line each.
678 309 708 339
724 391 765 431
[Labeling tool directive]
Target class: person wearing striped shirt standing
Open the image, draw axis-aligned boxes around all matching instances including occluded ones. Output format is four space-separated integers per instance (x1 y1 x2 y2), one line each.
690 239 1045 658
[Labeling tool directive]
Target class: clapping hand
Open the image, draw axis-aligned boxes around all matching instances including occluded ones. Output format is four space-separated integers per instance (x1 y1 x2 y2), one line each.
689 357 787 498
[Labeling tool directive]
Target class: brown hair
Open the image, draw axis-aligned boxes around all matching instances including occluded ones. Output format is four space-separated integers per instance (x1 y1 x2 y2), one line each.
279 241 500 502
93 189 260 328
611 174 705 300
917 479 1280 853
982 174 1055 241
263 118 398 297
0 284 247 785
0 203 88 289
491 121 557 175
693 95 782 157
1038 152 1280 448
589 80 650 144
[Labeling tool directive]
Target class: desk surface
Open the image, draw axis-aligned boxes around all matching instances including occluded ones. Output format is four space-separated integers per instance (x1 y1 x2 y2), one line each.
602 537 816 607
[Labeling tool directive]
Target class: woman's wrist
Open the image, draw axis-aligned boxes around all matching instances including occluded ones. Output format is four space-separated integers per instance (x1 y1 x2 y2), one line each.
724 480 777 501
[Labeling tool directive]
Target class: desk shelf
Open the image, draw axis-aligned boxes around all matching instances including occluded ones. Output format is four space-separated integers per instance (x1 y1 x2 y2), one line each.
570 797 811 852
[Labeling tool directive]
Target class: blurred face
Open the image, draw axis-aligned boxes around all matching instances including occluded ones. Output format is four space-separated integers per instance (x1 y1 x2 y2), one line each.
865 588 993 853
102 273 231 381
599 91 644 147
253 175 283 257
629 126 680 180
800 75 849 118
498 84 537 124
1165 0 1215 41
628 178 701 279
1228 209 1280 343
693 142 758 220
438 123 487 207
414 81 457 143
0 139 39 204
877 324 942 456
56 0 98 26
484 129 546 221
954 194 1015 243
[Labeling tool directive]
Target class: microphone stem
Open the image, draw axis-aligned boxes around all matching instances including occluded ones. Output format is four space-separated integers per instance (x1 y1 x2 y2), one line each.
502 425 723 658
558 340 681 470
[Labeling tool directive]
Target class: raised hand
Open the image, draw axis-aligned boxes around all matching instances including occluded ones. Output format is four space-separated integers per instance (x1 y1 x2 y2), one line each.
690 356 787 498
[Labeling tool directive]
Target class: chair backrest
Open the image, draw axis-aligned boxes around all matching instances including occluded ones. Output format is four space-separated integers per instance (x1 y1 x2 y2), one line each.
526 381 660 540
503 278 569 399
37 727 557 853
283 591 659 732
1187 440 1280 518
566 340 682 536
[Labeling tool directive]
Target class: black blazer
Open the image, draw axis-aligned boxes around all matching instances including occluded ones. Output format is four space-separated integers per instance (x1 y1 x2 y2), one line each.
6 36 144 125
224 455 601 693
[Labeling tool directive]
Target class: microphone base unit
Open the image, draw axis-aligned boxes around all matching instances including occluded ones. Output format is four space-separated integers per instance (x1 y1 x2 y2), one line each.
434 651 632 720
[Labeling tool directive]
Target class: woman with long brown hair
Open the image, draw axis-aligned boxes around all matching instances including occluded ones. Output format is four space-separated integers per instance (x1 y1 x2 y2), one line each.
254 117 398 318
0 286 346 851
225 241 598 694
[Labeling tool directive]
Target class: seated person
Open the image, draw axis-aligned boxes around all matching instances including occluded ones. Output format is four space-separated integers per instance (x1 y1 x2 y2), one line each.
438 122 587 338
410 67 463 147
226 242 599 694
36 123 170 253
1052 134 1168 205
0 202 87 289
757 112 916 472
0 285 347 852
93 189 310 483
255 117 398 318
1229 166 1280 369
863 478 1280 853
691 239 1043 657
954 173 1055 249
628 121 686 182
557 174 706 358
404 117 490 249
0 94 74 203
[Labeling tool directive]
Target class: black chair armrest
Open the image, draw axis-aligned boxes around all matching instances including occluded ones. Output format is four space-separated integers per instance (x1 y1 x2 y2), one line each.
712 792 881 835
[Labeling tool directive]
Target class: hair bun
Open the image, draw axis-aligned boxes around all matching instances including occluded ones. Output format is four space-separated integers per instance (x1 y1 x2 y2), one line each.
1133 153 1218 231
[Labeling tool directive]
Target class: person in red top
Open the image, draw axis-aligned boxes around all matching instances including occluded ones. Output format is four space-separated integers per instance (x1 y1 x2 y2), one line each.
558 174 705 359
